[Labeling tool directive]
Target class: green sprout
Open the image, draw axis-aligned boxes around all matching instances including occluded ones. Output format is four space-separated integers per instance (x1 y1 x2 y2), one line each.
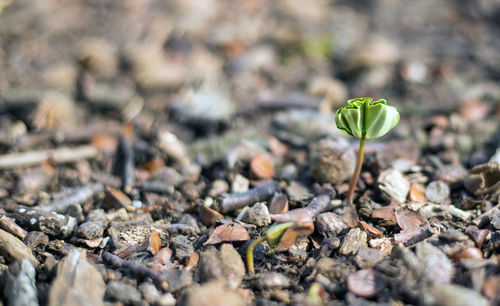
335 97 399 215
246 216 313 273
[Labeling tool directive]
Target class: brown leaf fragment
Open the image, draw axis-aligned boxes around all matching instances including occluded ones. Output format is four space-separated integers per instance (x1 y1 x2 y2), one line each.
371 206 396 226
269 193 289 215
343 204 360 228
250 154 275 179
104 186 133 211
275 227 301 252
347 269 380 298
148 229 161 255
358 221 382 237
199 204 224 227
395 209 429 231
185 252 199 271
409 183 426 202
205 222 250 245
452 247 482 262
465 226 489 248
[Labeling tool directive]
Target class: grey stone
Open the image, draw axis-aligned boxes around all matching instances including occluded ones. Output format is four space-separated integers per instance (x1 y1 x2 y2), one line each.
426 181 450 203
106 281 142 305
316 212 348 237
197 244 245 289
377 168 410 203
354 246 383 269
171 235 194 263
244 202 271 226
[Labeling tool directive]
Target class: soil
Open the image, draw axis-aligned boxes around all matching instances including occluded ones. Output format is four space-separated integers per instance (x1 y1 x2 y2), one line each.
0 0 500 305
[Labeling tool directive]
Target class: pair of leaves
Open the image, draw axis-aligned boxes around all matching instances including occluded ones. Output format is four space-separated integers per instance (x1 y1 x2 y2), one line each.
335 97 400 139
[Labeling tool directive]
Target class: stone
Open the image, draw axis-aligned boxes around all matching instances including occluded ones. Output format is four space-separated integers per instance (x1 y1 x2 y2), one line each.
316 212 348 238
425 181 450 204
171 235 194 264
198 244 245 289
182 281 245 306
75 221 104 240
429 285 489 306
231 174 249 193
244 202 271 226
48 250 105 306
377 168 410 203
310 137 355 184
354 246 384 269
106 281 142 305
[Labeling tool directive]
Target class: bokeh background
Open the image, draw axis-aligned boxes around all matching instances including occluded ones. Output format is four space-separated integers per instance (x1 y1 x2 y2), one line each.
0 0 499 147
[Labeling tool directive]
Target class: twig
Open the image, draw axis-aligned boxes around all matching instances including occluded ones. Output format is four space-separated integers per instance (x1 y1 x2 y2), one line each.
141 181 174 194
102 251 168 290
0 215 27 240
304 188 335 218
113 125 134 193
35 183 104 213
217 181 279 213
0 145 98 169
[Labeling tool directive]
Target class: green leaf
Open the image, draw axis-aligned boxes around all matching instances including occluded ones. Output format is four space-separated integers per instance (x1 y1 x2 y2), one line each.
335 97 399 139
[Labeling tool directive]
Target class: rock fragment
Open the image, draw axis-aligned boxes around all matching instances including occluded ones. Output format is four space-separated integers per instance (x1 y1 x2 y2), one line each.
243 202 271 226
377 168 409 203
106 281 142 305
48 250 105 306
316 212 348 237
310 137 355 184
3 259 38 306
198 244 245 289
425 180 450 204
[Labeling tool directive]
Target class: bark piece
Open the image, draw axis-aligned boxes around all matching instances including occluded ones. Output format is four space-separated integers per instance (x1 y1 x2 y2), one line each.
48 250 105 306
347 269 381 298
0 229 39 267
216 181 278 213
0 215 27 240
36 183 104 213
0 145 98 169
9 207 76 237
339 228 367 256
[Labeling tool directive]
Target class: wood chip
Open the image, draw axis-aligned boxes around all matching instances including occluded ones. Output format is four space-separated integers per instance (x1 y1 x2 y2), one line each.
269 193 289 214
409 183 426 202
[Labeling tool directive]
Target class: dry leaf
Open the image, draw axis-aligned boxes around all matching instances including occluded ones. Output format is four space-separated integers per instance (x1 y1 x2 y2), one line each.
148 229 161 255
199 204 224 227
343 204 360 228
395 209 428 230
185 252 199 271
205 222 250 245
371 206 396 225
358 221 382 237
465 226 489 249
269 193 289 215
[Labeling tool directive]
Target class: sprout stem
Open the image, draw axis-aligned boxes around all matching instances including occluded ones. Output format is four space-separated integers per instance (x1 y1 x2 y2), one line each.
246 236 267 273
346 136 365 206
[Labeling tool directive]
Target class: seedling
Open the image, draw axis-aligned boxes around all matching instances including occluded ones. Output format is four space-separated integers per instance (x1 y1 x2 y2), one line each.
335 97 399 225
246 216 313 273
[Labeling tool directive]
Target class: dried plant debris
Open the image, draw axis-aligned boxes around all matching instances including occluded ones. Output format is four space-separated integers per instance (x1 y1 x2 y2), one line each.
1 1 500 304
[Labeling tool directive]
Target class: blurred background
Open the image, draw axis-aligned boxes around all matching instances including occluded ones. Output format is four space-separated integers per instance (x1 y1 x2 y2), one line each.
0 0 499 150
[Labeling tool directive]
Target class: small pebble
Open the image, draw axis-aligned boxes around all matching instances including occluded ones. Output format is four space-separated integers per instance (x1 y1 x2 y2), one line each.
339 228 367 256
316 212 348 237
259 272 290 289
75 221 104 240
231 174 249 193
354 246 383 269
171 235 194 263
377 168 410 203
244 202 271 226
425 181 450 204
106 280 142 305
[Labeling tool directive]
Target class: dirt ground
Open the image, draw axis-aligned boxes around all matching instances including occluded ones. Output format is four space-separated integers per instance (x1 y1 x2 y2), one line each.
0 0 500 305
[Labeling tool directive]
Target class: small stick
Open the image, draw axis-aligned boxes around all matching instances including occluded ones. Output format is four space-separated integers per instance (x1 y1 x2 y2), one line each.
113 125 134 193
102 251 168 290
217 181 279 213
304 188 335 218
0 215 27 240
36 183 104 213
0 145 98 169
141 181 174 194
